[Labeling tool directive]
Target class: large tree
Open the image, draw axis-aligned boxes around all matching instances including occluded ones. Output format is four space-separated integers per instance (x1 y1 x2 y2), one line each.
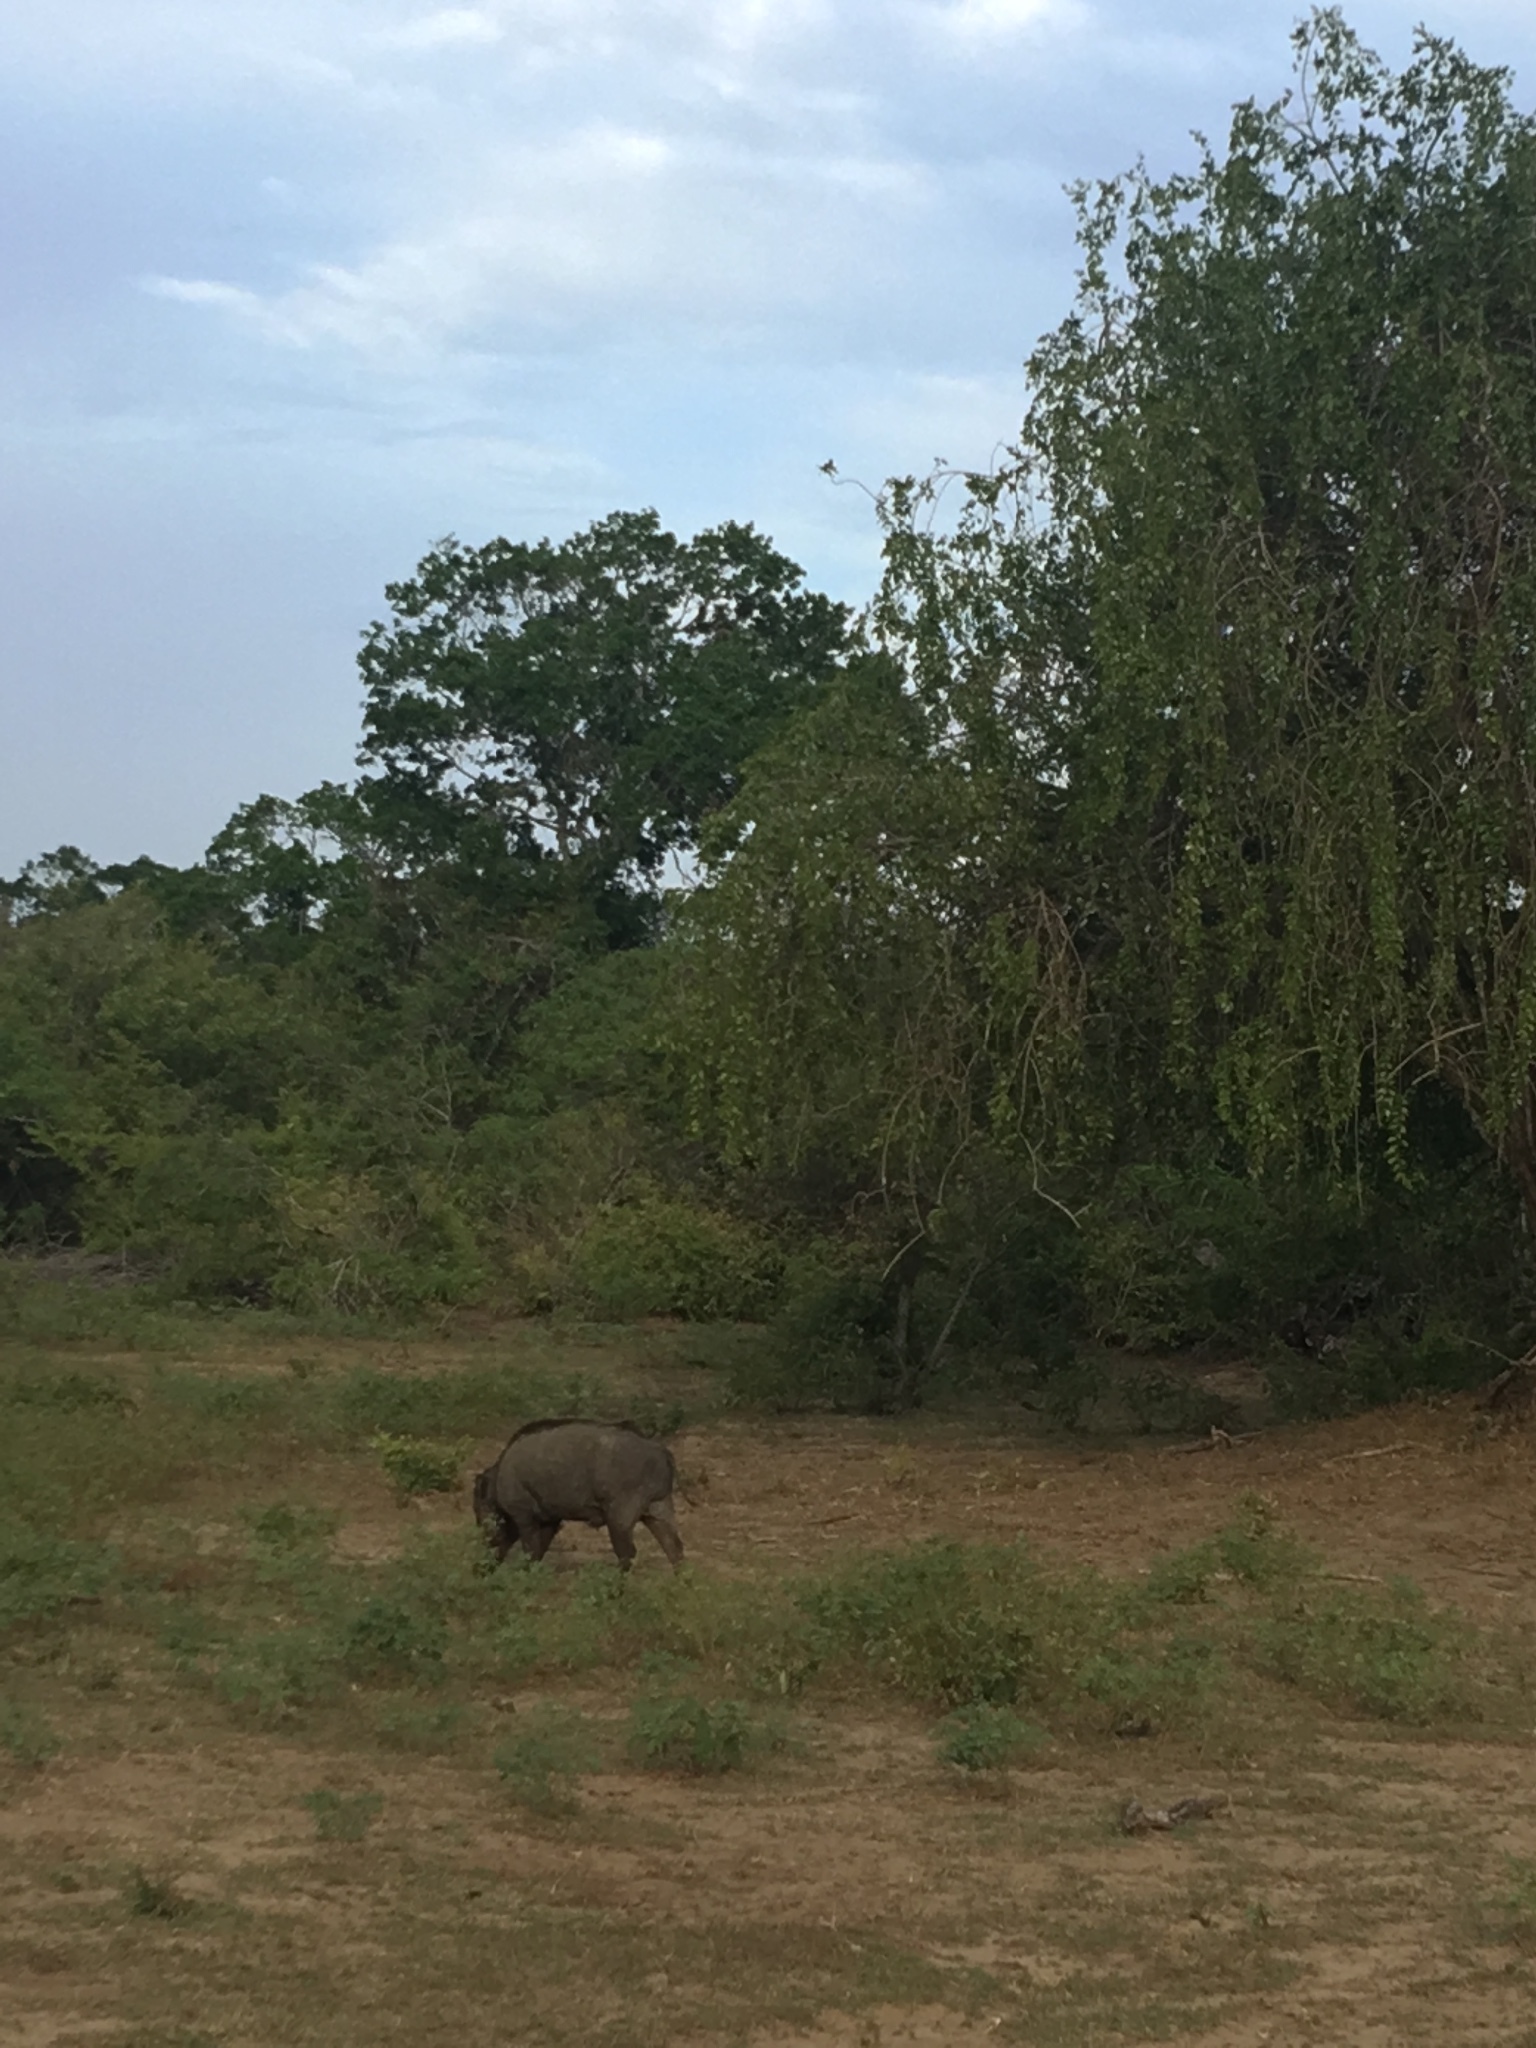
879 9 1536 1224
354 508 849 934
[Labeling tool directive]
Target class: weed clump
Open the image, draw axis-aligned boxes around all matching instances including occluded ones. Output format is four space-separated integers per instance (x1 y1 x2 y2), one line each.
799 1541 1065 1709
627 1693 777 1774
342 1595 447 1681
934 1703 1044 1772
369 1432 468 1501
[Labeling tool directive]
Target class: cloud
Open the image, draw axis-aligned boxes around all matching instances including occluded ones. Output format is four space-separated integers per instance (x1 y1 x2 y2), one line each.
378 9 503 52
145 108 931 363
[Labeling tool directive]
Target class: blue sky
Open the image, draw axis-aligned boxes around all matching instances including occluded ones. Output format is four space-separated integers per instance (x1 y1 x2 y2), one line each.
3 0 1534 873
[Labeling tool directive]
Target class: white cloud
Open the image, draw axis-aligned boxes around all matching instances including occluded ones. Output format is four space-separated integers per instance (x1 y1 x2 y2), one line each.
379 9 503 52
147 109 930 363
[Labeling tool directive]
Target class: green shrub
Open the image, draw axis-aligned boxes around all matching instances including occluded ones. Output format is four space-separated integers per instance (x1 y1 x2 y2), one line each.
934 1703 1044 1772
243 1503 339 1553
342 1596 447 1680
1256 1579 1476 1723
569 1193 779 1323
301 1789 384 1843
800 1542 1046 1707
369 1432 468 1501
1074 1633 1224 1731
494 1705 601 1814
627 1693 778 1774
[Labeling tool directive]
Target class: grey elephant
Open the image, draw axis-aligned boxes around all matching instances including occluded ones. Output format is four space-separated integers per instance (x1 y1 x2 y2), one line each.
472 1417 685 1569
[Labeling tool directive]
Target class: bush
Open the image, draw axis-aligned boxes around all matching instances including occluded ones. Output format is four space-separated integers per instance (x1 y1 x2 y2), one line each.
934 1703 1044 1772
369 1432 468 1502
627 1693 775 1774
342 1596 447 1680
569 1192 780 1323
370 1697 466 1753
124 1867 193 1920
800 1543 1048 1708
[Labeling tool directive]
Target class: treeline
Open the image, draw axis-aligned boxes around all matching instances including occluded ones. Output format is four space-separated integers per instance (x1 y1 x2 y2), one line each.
6 14 1536 1413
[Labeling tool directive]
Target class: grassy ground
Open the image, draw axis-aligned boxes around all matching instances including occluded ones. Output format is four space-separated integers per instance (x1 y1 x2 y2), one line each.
4 1316 1536 2045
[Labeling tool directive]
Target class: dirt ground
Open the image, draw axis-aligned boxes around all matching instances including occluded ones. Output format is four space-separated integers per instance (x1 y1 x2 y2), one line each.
5 1351 1536 2048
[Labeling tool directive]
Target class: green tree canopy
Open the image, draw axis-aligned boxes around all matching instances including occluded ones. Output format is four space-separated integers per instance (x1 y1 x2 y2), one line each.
354 508 850 928
873 8 1536 1219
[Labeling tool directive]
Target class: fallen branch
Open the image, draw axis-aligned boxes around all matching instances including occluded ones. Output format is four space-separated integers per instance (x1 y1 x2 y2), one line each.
1162 1427 1258 1456
1322 1441 1418 1466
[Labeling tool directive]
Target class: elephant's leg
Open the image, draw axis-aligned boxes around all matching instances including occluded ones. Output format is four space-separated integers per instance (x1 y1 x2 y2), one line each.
605 1517 639 1570
520 1519 559 1562
641 1504 685 1568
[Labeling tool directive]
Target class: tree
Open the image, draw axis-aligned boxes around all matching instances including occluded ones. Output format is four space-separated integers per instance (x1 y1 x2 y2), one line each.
883 10 1536 1230
354 509 849 934
680 656 1088 1403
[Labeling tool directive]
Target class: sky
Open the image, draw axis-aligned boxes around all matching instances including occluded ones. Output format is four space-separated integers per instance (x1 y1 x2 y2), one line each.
3 0 1535 874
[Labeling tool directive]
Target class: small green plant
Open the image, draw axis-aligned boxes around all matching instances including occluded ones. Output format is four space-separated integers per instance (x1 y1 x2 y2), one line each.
301 1788 383 1843
934 1703 1045 1772
627 1693 773 1775
342 1596 447 1680
369 1432 468 1501
124 1866 193 1920
0 1696 60 1767
494 1705 600 1814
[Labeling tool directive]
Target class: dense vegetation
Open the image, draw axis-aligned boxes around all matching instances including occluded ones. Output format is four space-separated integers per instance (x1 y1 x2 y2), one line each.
6 13 1536 1416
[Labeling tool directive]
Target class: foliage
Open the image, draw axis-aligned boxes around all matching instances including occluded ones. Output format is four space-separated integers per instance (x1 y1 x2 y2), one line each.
369 1432 468 1502
626 1693 774 1774
567 1190 780 1322
356 509 848 908
341 1596 448 1681
933 1702 1045 1772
